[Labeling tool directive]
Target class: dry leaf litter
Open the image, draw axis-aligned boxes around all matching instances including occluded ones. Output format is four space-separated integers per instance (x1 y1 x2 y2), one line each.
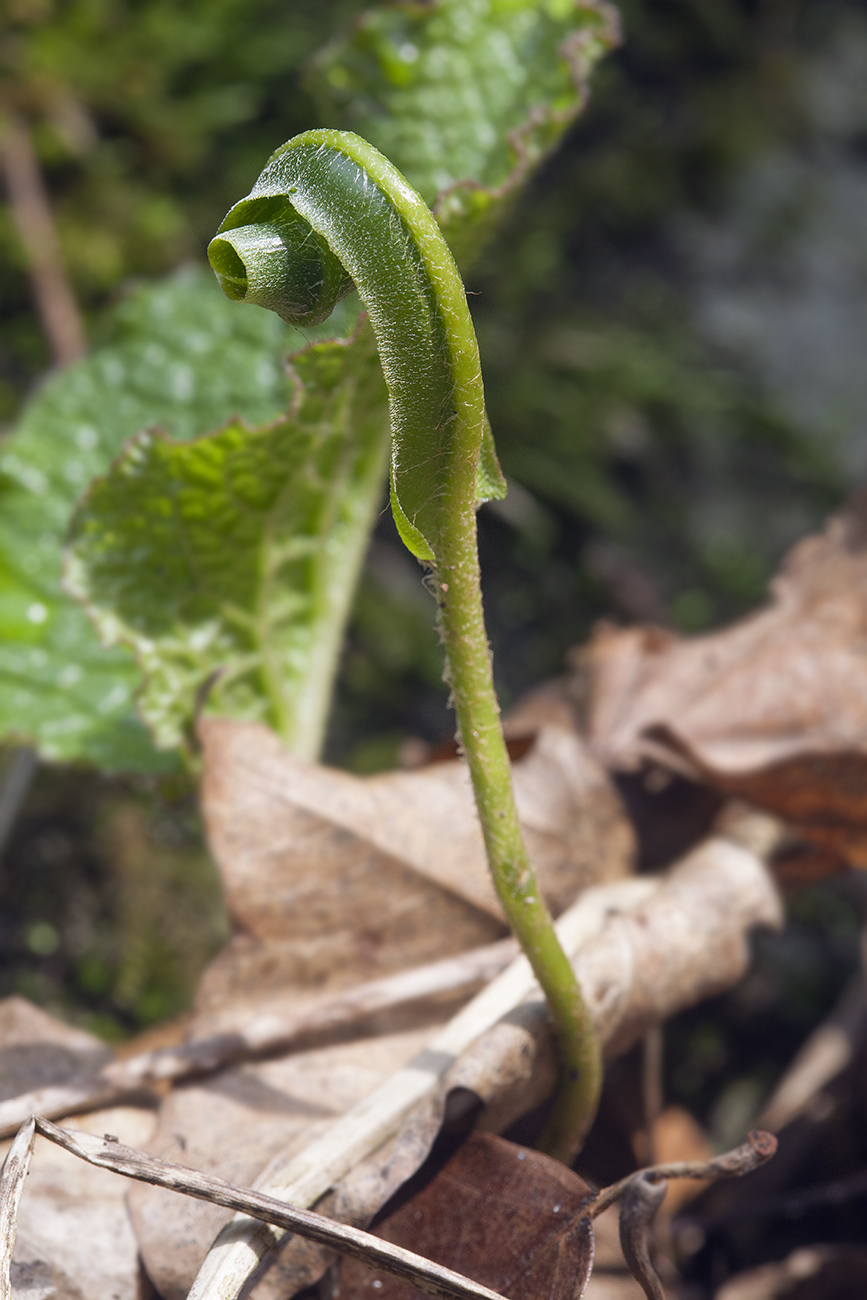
6 500 867 1299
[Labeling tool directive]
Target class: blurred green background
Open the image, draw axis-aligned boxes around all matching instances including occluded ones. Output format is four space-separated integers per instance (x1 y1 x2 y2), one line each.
0 0 865 1082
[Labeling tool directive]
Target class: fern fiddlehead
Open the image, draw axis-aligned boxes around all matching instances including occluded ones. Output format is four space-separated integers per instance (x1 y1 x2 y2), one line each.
209 128 601 1160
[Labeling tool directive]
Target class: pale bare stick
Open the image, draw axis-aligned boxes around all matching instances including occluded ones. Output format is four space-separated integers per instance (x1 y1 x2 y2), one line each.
0 879 660 1145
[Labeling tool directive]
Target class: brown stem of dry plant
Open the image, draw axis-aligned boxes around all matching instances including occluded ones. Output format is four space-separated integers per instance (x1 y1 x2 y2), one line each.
0 1117 34 1300
618 1174 668 1300
0 111 86 365
587 1131 778 1300
585 1130 779 1221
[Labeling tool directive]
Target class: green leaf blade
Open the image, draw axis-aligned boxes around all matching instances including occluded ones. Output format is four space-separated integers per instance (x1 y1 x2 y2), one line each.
310 0 619 265
0 268 310 771
66 323 390 762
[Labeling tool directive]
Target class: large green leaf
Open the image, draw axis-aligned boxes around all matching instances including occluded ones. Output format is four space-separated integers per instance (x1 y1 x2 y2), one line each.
14 0 614 772
65 324 389 761
0 267 324 769
310 0 619 266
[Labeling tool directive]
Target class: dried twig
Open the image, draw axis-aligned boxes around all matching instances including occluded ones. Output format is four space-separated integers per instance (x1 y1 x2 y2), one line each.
0 937 522 1140
757 974 867 1132
618 1174 668 1300
0 881 660 1146
0 1117 36 1300
585 1130 778 1221
583 1132 778 1300
1 1118 502 1300
3 821 781 1300
0 112 86 365
0 879 657 1300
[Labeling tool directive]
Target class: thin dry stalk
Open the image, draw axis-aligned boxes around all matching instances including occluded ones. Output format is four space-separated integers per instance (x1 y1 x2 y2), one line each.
0 1117 36 1300
0 938 521 1140
618 1175 668 1300
0 112 86 365
585 1130 779 1221
20 1119 502 1300
585 1131 778 1300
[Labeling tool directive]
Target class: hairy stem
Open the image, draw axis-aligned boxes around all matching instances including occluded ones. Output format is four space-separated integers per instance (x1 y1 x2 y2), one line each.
432 508 601 1160
209 129 600 1160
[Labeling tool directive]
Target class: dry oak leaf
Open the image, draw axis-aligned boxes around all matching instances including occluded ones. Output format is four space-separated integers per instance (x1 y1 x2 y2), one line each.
331 1131 595 1300
193 717 634 1020
581 497 867 868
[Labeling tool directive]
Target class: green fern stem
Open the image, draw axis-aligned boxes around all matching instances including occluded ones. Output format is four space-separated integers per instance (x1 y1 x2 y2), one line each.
431 482 602 1162
209 128 600 1161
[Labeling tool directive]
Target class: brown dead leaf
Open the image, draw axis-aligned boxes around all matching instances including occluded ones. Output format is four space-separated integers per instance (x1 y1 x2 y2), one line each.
580 497 867 869
195 719 633 1020
331 1131 594 1300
